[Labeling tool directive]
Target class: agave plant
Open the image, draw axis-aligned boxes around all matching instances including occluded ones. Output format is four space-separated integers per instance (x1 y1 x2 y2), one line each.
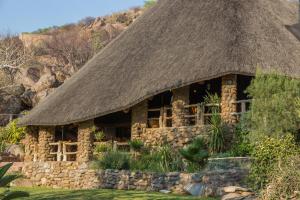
0 163 29 200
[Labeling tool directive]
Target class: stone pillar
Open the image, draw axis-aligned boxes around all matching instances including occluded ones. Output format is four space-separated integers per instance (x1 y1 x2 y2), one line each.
172 86 190 127
77 120 94 162
38 126 56 162
221 74 237 124
131 100 148 140
24 126 39 162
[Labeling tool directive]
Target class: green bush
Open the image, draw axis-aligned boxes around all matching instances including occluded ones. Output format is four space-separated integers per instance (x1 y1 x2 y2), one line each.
0 119 26 144
128 139 144 152
94 151 130 170
94 130 105 142
144 0 156 8
179 137 209 170
230 114 253 156
248 134 299 191
94 143 111 154
260 155 300 200
130 145 184 173
247 71 300 140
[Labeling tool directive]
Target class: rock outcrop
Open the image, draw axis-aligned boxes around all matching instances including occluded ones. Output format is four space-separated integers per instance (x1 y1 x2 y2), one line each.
0 8 143 125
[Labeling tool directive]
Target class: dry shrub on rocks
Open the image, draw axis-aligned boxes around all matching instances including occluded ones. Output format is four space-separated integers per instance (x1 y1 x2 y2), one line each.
260 156 300 200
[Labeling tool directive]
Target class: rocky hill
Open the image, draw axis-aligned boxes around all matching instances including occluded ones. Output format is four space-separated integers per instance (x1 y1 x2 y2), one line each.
0 7 143 125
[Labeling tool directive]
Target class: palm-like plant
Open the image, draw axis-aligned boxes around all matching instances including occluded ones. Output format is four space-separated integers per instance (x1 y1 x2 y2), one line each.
179 137 209 167
0 163 29 200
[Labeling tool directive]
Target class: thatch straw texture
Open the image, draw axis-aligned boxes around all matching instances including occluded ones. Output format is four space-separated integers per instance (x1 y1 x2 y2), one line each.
20 0 300 126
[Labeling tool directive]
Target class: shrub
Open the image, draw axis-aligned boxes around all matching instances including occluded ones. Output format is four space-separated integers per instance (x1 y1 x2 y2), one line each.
179 137 209 170
93 151 130 170
0 119 26 144
130 145 184 173
94 130 105 142
260 155 300 200
247 71 300 140
248 134 299 191
144 0 156 8
128 139 144 152
230 114 253 156
94 143 111 154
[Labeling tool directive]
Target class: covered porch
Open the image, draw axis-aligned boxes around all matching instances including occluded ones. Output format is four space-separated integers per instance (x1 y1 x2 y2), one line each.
24 74 252 162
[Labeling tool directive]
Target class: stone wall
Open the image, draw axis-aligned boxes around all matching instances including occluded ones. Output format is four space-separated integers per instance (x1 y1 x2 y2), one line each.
22 162 99 189
172 86 190 127
38 127 55 161
24 126 39 162
21 161 249 197
221 75 237 124
131 101 148 140
77 120 94 162
139 125 209 148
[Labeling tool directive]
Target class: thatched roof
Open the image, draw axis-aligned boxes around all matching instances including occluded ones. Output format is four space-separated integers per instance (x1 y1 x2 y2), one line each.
20 0 300 126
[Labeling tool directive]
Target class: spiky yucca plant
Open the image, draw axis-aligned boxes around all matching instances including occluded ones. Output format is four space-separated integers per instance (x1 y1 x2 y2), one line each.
0 163 29 200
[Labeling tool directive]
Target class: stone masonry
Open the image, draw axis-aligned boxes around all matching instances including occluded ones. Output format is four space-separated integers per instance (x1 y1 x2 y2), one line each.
24 126 39 162
20 161 249 197
139 125 209 149
172 86 190 127
131 100 148 140
221 75 237 124
38 126 55 161
77 120 94 162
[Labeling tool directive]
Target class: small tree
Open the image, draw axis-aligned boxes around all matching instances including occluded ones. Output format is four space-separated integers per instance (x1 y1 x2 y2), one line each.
247 71 300 140
0 33 31 87
43 29 93 72
0 163 29 200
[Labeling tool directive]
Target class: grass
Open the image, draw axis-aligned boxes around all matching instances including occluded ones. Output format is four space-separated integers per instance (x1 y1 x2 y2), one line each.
7 187 218 200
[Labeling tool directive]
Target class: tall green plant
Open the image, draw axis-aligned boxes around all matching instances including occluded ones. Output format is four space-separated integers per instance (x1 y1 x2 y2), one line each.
0 163 29 200
247 71 300 140
208 112 225 154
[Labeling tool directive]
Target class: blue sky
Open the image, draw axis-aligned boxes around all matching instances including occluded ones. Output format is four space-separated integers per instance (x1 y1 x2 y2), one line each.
0 0 145 34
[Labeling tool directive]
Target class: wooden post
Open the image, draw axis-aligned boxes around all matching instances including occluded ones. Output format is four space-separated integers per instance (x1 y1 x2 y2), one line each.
57 141 62 161
196 104 202 125
163 107 167 128
113 141 118 151
63 142 67 161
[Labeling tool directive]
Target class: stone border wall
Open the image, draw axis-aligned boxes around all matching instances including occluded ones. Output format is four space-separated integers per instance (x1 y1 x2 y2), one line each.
20 161 249 197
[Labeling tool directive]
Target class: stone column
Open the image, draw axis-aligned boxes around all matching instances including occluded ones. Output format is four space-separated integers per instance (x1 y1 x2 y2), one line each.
172 86 190 127
221 74 237 124
131 100 148 140
38 126 56 162
24 126 39 162
77 120 94 162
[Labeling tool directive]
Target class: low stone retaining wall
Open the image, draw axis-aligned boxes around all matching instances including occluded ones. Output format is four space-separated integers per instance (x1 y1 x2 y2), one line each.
21 161 249 197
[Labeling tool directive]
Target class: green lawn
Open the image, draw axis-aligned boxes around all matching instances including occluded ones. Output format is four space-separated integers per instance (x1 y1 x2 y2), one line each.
8 187 218 200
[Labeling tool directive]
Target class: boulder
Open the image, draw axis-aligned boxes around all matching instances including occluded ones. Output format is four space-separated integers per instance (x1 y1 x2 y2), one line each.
223 186 251 193
4 144 25 160
0 85 25 126
184 183 205 196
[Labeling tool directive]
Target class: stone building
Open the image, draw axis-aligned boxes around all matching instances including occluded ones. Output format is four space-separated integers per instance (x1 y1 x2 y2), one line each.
19 0 300 170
